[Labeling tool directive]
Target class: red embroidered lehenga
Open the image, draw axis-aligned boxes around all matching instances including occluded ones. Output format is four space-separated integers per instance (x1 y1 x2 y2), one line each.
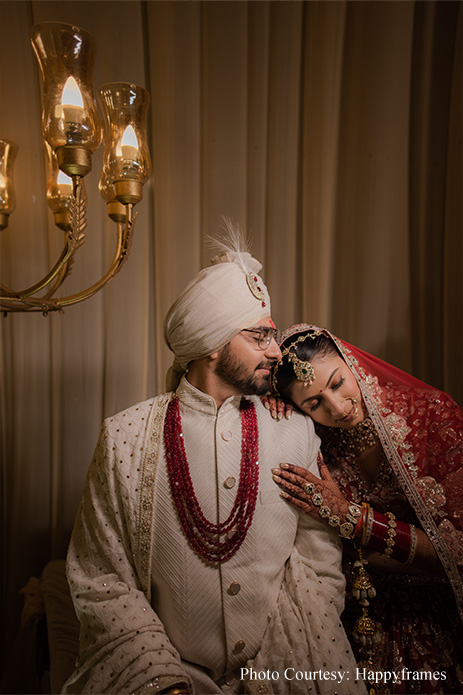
294 326 463 693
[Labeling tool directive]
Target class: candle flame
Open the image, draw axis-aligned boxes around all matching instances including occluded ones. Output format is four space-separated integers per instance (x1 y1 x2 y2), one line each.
62 76 83 108
121 125 139 150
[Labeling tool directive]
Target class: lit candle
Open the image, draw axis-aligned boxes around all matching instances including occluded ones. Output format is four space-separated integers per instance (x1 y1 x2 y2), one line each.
118 125 139 163
55 76 84 144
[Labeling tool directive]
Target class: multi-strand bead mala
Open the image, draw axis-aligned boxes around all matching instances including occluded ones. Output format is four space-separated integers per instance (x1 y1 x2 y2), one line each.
164 397 259 563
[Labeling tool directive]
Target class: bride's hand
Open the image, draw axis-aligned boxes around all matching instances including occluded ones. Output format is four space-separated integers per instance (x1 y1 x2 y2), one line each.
271 461 353 524
261 395 293 420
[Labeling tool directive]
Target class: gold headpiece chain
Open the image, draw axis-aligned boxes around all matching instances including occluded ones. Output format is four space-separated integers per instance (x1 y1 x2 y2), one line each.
272 329 324 394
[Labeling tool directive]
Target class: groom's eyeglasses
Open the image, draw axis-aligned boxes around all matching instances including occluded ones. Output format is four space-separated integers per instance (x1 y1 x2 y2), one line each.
241 327 281 350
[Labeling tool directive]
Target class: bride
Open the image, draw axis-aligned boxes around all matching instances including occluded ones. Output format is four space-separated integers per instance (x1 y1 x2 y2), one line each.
267 324 463 695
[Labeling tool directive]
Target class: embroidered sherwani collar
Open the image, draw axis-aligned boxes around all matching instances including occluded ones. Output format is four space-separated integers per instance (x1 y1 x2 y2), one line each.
176 375 244 416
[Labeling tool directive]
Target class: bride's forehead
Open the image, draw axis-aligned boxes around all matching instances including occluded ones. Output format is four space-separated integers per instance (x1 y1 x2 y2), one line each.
310 353 343 368
291 355 345 392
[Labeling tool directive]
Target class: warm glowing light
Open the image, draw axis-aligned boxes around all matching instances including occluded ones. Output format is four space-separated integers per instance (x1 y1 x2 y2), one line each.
62 76 83 107
121 125 138 149
57 170 73 199
116 125 139 161
0 25 151 312
57 170 73 186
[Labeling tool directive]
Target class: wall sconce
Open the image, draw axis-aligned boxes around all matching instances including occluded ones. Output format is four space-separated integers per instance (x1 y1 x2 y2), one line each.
0 22 151 314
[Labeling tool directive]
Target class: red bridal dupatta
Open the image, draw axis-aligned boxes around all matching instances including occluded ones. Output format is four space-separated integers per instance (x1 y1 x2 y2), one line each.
287 324 463 623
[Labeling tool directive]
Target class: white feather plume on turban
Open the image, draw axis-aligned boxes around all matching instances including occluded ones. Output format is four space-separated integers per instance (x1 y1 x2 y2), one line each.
164 222 271 390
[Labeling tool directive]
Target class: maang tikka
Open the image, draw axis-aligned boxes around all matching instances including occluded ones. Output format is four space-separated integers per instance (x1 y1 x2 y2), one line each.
288 350 315 386
274 331 324 391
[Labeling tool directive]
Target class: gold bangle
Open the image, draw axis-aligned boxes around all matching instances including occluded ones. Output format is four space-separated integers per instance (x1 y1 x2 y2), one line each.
339 504 362 540
346 504 362 525
361 505 374 547
379 512 397 558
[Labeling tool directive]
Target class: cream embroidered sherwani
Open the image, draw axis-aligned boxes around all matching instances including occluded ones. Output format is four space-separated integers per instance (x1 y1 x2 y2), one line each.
63 378 361 695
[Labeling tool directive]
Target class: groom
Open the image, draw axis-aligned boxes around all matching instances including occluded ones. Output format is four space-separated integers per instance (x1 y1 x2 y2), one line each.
63 226 361 694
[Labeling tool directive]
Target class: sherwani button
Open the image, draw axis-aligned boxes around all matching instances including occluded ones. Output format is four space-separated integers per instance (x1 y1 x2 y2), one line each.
221 430 233 441
224 476 236 489
233 640 245 652
228 582 241 595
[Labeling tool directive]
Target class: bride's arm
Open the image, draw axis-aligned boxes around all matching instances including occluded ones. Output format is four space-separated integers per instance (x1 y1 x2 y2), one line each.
272 461 444 576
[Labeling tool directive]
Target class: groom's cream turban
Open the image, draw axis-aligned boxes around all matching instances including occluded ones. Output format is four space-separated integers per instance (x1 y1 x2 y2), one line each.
164 228 271 390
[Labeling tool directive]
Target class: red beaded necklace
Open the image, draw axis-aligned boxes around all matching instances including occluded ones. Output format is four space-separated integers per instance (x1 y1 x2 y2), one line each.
164 397 259 563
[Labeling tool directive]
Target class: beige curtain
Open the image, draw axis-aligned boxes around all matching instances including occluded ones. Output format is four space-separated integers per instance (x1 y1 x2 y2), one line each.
1 0 461 673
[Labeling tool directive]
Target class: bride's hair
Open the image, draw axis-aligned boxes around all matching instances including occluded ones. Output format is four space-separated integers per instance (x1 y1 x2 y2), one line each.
272 330 340 401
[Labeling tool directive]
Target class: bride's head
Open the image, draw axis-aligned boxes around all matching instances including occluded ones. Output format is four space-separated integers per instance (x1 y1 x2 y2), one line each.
272 325 365 429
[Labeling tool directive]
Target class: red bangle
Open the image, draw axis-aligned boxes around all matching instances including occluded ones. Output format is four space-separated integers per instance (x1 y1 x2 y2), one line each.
367 510 412 563
367 510 390 551
354 503 368 538
391 519 412 563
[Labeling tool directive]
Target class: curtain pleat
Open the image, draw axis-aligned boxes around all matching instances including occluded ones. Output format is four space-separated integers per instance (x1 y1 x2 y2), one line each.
299 1 347 328
443 12 462 403
409 1 462 400
1 0 461 677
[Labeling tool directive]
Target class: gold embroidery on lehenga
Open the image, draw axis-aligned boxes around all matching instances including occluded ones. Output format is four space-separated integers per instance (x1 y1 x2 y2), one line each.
334 333 463 623
356 368 421 483
415 476 447 517
439 519 463 565
384 412 411 447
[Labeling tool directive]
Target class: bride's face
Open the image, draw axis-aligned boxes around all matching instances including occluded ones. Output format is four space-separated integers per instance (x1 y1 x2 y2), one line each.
289 354 365 429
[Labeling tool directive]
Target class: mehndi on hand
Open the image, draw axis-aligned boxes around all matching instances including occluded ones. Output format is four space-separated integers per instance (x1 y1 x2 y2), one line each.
272 460 423 566
272 460 362 539
261 395 293 420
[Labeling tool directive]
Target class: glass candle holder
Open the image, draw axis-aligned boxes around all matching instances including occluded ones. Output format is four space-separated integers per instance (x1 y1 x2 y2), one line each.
45 142 74 230
98 82 151 204
99 177 126 224
0 138 18 230
30 22 102 176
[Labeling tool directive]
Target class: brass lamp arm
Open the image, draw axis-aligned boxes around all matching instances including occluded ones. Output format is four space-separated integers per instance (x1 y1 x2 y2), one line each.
0 238 79 299
0 176 87 302
1 26 152 315
0 204 136 314
41 259 75 299
57 205 136 308
0 296 63 313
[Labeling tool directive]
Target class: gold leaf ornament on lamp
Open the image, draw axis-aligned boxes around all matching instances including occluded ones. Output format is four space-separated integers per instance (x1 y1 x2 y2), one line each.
0 22 152 314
